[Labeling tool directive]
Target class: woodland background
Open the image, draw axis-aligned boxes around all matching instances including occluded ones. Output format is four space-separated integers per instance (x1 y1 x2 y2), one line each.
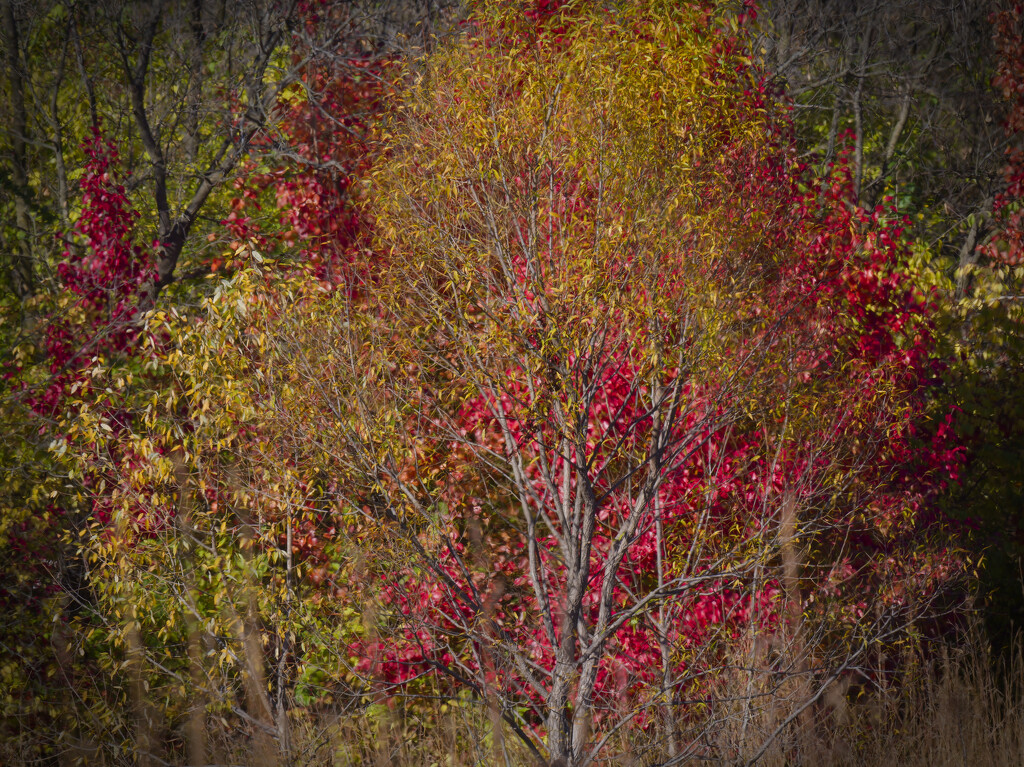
3 1 1024 765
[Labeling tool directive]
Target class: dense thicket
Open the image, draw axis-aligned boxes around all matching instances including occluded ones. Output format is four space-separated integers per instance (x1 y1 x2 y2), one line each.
1 1 1022 765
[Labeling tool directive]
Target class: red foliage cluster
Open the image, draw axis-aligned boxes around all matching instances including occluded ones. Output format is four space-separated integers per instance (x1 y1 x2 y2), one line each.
33 128 153 420
224 52 384 290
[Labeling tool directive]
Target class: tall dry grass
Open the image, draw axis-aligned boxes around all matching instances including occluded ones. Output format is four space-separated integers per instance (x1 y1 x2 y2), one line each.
643 635 1024 767
307 636 1024 767
823 640 1024 767
8 635 1024 766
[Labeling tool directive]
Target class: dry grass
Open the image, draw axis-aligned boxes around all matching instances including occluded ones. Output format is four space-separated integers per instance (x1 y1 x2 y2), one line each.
824 642 1024 767
281 639 1024 767
8 637 1024 766
651 637 1024 767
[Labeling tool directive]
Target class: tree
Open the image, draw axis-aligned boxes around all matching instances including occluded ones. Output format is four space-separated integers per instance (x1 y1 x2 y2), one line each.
207 1 966 763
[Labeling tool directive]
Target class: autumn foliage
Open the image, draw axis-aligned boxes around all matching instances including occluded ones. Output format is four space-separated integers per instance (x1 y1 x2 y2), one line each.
162 1 968 762
0 0 990 765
